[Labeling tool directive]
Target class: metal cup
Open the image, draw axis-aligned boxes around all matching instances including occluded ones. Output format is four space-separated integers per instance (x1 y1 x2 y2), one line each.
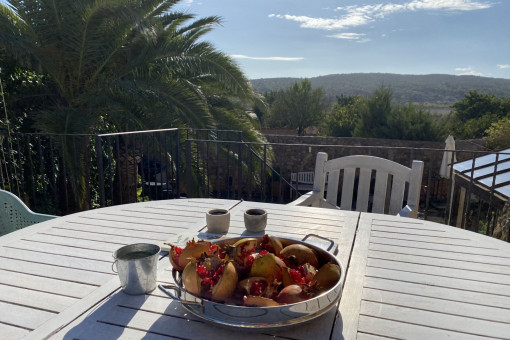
113 243 160 295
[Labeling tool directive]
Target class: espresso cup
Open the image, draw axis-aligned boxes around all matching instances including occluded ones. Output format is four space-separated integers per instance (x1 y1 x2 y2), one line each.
244 208 267 232
206 209 230 233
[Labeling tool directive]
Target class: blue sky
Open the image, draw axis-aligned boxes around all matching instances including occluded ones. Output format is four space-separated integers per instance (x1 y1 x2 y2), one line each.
2 0 508 80
177 0 510 80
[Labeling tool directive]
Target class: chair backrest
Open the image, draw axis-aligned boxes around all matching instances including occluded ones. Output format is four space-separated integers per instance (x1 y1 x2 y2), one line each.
312 153 424 216
0 190 57 236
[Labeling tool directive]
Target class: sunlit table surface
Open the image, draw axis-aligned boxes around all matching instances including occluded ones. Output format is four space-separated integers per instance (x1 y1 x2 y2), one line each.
0 198 509 339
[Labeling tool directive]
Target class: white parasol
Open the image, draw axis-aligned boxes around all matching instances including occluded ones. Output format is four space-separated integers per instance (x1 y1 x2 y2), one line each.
440 135 456 179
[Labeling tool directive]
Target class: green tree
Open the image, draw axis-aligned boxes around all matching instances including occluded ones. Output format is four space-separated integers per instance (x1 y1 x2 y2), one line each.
322 95 363 137
267 79 326 135
386 103 444 141
352 85 443 141
353 86 393 138
0 0 260 208
448 91 510 139
485 117 510 150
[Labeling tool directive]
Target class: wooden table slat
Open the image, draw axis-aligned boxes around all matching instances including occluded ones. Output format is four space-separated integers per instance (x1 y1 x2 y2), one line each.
0 199 506 340
360 300 510 339
357 315 490 340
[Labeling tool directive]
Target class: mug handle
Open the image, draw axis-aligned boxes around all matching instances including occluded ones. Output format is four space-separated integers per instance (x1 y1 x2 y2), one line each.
111 254 118 273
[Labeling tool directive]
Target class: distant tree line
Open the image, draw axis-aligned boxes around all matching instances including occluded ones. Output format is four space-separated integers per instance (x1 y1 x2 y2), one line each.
263 80 446 141
262 79 510 148
252 73 510 106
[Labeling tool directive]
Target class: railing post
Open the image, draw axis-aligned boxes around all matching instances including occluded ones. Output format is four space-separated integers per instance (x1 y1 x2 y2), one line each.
262 145 267 201
95 136 106 207
185 139 192 198
237 142 242 200
175 130 181 197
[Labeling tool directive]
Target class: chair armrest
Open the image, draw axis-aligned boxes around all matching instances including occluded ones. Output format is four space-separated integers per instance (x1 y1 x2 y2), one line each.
287 191 318 207
397 205 419 218
288 191 339 209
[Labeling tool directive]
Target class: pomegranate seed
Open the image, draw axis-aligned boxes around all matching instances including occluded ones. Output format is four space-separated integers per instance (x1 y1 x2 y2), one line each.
196 265 208 279
289 269 305 283
258 250 269 256
212 264 225 284
209 244 218 253
201 277 214 288
246 255 255 268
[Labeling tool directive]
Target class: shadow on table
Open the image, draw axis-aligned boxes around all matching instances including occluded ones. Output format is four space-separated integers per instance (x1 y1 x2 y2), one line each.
60 290 147 339
143 294 344 340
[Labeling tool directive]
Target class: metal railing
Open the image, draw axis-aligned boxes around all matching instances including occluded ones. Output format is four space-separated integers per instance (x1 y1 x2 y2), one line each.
0 128 181 214
1 129 509 241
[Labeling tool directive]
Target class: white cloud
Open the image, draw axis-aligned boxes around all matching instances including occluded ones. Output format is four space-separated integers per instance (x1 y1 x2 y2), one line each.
270 1 492 32
455 67 484 76
498 64 510 69
230 54 304 61
328 33 366 40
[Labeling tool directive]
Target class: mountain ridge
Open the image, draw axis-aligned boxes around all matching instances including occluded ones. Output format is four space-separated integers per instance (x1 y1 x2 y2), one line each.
250 73 510 109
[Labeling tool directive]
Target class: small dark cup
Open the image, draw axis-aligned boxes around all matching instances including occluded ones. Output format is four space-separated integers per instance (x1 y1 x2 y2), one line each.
244 208 267 232
206 209 230 233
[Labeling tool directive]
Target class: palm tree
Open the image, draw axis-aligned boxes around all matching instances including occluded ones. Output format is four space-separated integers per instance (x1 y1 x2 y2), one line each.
0 0 262 209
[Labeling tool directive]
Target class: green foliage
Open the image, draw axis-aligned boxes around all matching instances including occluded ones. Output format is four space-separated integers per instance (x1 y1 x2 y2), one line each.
0 0 263 209
386 103 445 141
485 117 510 150
0 0 258 134
448 91 510 139
354 86 393 138
321 95 363 137
336 86 445 141
266 79 326 135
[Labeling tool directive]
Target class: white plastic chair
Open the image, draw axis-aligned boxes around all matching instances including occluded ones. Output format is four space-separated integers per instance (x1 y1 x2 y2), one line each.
289 152 424 218
0 189 57 236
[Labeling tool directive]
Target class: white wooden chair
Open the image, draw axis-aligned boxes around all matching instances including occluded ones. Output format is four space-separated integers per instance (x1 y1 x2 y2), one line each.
0 189 57 236
289 152 424 218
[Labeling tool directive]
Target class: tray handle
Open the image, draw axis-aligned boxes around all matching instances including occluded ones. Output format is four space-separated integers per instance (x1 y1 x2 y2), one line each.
302 234 338 254
158 284 203 307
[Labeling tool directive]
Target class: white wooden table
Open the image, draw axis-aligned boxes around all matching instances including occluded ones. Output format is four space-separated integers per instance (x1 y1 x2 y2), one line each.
0 198 509 339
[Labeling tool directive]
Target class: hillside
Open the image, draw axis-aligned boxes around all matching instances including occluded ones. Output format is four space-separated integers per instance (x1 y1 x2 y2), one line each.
251 73 510 111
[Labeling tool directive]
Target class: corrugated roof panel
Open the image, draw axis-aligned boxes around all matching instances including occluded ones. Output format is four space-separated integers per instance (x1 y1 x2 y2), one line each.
460 160 510 179
452 148 510 200
453 148 510 173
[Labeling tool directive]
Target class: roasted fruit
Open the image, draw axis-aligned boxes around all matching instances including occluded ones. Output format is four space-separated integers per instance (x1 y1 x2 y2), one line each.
169 239 212 272
173 234 340 307
182 260 238 302
310 263 341 292
211 262 238 302
280 244 319 267
276 284 309 304
249 253 283 283
244 295 280 307
230 238 259 273
181 260 201 296
237 277 272 297
282 264 316 286
260 235 283 256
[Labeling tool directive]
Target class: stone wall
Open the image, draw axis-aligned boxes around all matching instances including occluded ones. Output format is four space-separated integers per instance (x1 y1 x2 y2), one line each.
262 135 488 182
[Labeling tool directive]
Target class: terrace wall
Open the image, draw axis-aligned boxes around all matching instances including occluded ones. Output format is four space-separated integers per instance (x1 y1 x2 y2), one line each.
262 134 488 181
